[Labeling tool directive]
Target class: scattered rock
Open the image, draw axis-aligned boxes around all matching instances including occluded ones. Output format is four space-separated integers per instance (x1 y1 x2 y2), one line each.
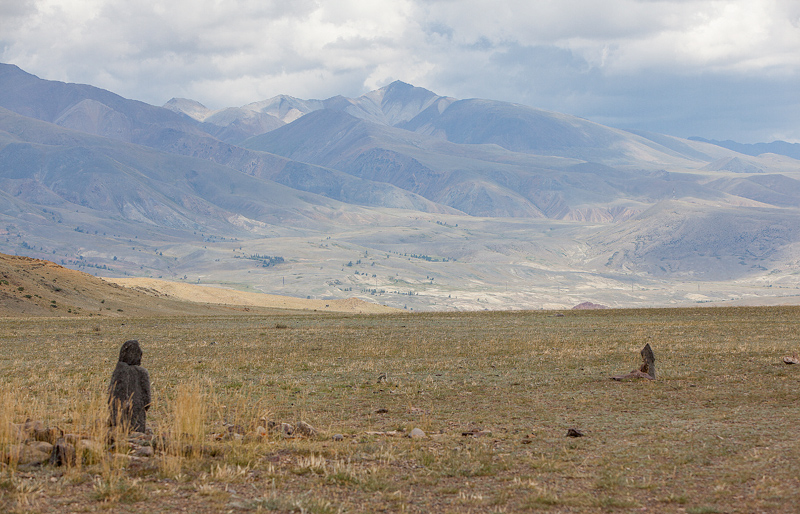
9 441 53 466
243 431 263 444
409 428 426 439
255 425 267 437
280 423 294 436
295 421 318 438
12 419 48 442
33 426 63 444
566 428 584 438
64 434 85 445
612 343 656 381
332 434 344 442
216 431 244 442
31 440 54 455
49 440 76 467
133 445 154 458
21 419 44 434
127 432 152 450
76 439 104 462
783 354 799 365
365 430 404 437
377 372 388 383
521 435 534 444
375 408 389 414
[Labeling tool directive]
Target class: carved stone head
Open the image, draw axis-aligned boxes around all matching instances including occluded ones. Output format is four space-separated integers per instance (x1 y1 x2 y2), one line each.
118 339 142 366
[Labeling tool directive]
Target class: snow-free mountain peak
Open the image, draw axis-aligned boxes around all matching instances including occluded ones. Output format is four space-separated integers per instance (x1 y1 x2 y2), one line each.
5 62 800 310
163 97 212 121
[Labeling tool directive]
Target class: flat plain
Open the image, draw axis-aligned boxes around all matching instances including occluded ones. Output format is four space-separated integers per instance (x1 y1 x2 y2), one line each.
1 306 799 513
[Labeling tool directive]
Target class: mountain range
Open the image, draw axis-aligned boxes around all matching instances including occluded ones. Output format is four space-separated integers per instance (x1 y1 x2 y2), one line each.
1 62 799 310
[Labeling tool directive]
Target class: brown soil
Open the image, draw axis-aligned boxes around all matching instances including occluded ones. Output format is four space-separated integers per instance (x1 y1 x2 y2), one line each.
0 252 395 317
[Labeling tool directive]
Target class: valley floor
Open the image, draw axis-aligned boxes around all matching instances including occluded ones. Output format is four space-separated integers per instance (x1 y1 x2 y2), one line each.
1 307 799 512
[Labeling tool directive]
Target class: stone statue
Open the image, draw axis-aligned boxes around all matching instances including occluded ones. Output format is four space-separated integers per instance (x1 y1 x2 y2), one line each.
108 340 151 433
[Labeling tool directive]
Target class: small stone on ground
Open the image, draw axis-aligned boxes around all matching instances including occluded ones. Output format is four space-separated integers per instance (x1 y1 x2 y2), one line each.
409 428 426 439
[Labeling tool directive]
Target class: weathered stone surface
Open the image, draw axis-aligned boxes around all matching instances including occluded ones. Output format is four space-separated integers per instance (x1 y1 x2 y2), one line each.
12 419 42 442
566 428 584 437
49 440 76 467
127 432 152 449
217 431 244 442
611 343 656 381
76 439 104 462
783 353 799 365
10 441 53 465
332 434 344 441
280 423 294 436
640 343 656 379
32 426 62 444
295 421 317 438
108 340 151 433
133 445 154 458
64 433 87 445
365 430 404 437
409 428 426 439
21 419 44 434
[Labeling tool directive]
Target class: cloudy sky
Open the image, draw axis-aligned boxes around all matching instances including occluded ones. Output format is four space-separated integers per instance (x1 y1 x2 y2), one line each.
2 0 799 142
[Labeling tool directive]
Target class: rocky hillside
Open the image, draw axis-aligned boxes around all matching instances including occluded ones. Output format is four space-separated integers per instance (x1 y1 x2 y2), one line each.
0 252 210 316
3 62 800 310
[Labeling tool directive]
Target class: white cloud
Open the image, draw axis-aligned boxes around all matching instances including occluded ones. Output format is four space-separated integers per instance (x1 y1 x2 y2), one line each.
1 0 799 141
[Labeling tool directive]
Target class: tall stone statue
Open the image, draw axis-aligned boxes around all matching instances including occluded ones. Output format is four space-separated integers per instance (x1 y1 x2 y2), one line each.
108 340 151 433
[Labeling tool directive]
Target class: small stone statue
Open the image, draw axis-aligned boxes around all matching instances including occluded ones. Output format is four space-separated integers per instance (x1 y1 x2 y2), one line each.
611 343 656 381
108 340 151 433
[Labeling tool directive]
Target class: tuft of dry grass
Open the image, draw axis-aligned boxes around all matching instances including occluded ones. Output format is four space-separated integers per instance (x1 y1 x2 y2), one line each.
0 392 22 471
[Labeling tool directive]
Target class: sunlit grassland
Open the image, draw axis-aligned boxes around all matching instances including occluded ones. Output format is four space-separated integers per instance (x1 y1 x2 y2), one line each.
1 306 799 513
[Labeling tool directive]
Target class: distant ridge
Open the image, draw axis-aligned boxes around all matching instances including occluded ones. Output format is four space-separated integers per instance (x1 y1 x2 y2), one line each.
5 61 800 310
689 137 800 160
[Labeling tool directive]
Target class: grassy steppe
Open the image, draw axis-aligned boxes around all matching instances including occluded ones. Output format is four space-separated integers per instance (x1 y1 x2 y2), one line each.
1 307 799 513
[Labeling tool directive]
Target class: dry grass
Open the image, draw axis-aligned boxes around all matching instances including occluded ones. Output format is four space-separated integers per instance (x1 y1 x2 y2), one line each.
0 306 799 512
105 277 398 314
